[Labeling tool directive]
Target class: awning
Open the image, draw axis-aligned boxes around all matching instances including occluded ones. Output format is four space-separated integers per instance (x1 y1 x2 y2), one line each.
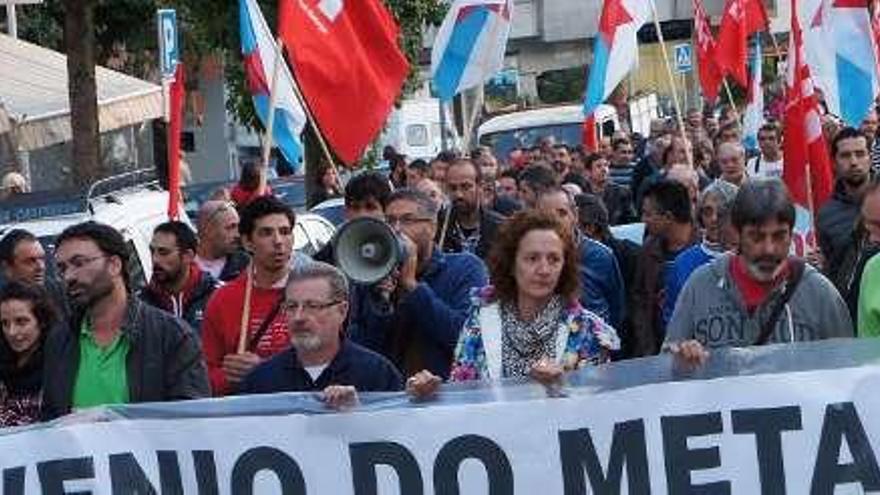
0 34 162 151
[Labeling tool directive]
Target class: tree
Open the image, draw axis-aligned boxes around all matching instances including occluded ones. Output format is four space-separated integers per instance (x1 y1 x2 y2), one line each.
62 0 103 188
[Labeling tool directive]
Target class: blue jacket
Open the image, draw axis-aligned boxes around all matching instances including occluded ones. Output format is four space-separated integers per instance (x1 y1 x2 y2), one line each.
348 250 488 380
663 244 721 326
579 236 626 330
239 340 403 394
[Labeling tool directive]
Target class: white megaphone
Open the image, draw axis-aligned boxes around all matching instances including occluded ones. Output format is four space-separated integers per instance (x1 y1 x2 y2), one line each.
333 217 407 284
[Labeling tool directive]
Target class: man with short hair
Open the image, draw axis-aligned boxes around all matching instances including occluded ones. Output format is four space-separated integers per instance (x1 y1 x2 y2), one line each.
43 221 209 419
441 159 505 260
141 221 218 335
517 164 558 208
716 141 748 187
240 263 403 407
746 122 784 178
665 164 701 212
717 121 742 144
195 201 249 282
430 151 457 184
313 171 392 265
608 137 637 189
349 189 488 379
552 144 573 178
472 146 499 180
201 196 297 395
630 180 699 357
818 127 874 265
859 108 880 174
666 180 852 363
496 169 519 200
583 153 636 225
0 229 46 286
406 159 431 187
537 188 626 330
632 133 670 208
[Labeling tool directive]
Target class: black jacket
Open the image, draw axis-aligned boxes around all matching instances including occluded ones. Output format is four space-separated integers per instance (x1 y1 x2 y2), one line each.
139 270 218 335
218 250 250 283
817 181 861 265
440 208 505 260
586 183 637 226
41 298 210 420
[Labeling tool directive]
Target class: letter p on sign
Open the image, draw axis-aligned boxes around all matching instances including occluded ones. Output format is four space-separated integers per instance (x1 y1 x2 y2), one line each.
318 0 343 21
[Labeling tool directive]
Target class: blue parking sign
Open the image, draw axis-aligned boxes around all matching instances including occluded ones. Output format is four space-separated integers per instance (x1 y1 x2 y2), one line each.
157 9 179 79
674 43 693 74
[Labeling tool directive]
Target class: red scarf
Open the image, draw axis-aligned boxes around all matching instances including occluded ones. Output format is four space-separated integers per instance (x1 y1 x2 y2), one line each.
729 256 790 313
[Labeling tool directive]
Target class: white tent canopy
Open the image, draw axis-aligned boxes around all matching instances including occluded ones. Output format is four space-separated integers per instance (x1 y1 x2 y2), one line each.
0 33 162 151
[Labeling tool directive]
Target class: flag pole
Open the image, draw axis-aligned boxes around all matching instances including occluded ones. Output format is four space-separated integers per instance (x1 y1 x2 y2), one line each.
649 0 692 165
277 37 342 176
259 36 285 196
723 79 742 122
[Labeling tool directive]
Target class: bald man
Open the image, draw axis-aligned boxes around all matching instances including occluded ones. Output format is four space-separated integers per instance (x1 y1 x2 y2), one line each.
195 200 250 282
716 142 748 187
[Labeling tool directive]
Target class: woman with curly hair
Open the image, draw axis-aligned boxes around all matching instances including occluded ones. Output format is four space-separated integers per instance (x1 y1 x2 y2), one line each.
0 282 58 426
407 210 619 397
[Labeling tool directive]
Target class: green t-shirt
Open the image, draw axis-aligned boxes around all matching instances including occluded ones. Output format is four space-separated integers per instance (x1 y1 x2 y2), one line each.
71 318 130 410
859 253 880 338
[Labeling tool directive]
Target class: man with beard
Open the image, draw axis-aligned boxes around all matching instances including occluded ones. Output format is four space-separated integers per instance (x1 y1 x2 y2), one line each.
239 263 402 408
141 222 218 335
818 127 874 266
0 230 46 286
42 222 209 419
665 180 852 366
440 158 505 260
201 196 296 396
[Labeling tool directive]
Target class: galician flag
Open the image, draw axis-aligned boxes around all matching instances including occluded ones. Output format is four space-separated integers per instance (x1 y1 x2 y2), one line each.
431 0 514 102
583 0 652 118
239 0 306 167
743 38 765 152
804 0 880 127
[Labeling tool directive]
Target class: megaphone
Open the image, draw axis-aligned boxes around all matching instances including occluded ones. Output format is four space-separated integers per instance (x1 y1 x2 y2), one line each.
333 217 407 284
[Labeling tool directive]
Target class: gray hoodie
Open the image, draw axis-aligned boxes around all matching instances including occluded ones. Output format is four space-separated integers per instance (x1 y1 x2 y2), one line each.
664 254 853 349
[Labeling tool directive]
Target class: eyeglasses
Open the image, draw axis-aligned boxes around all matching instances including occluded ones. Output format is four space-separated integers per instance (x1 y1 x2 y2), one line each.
385 215 434 227
282 299 342 314
55 255 107 277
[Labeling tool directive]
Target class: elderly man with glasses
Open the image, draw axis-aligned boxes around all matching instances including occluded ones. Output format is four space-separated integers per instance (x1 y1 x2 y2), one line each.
348 189 488 380
239 262 403 409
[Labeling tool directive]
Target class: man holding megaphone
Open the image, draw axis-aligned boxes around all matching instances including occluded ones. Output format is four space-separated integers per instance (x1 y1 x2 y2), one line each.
341 189 488 380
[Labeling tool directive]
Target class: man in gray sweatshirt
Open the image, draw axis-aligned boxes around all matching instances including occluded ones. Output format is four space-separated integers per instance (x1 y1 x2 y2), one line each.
665 179 853 364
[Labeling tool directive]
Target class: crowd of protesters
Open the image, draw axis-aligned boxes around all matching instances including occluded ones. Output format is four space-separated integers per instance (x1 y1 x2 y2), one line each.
2 104 880 425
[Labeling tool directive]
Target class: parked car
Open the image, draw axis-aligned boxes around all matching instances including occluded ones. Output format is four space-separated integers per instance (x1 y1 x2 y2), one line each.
309 197 345 227
293 213 335 256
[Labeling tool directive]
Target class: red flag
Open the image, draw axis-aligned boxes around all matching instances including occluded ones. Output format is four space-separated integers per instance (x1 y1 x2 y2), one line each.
583 115 598 153
278 0 409 164
716 0 769 87
783 0 833 212
694 0 724 102
167 63 185 220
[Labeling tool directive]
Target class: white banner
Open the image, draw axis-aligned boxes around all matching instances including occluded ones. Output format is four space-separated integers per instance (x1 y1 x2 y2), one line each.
2 365 880 493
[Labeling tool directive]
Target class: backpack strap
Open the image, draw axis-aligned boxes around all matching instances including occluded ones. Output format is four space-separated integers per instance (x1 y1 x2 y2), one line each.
753 258 806 346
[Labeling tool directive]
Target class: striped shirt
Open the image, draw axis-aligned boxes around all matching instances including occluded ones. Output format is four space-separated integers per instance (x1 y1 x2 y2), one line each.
608 163 636 189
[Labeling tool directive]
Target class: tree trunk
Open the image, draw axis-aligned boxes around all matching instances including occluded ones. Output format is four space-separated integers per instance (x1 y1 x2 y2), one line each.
63 0 102 189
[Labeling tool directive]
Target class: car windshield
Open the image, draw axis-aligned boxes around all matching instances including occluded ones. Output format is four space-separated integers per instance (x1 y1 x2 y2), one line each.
480 123 582 160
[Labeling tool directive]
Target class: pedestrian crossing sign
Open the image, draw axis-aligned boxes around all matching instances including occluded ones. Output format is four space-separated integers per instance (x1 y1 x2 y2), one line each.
675 43 693 74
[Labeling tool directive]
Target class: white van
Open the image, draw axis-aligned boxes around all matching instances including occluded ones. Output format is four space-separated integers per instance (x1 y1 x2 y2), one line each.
381 98 460 161
477 104 619 159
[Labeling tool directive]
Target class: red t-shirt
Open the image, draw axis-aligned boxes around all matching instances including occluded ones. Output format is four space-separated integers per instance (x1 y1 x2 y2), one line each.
729 256 790 313
201 272 288 395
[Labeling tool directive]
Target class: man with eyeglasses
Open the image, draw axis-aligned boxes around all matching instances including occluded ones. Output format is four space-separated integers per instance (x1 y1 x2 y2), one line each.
348 189 488 379
239 263 402 408
42 221 209 419
201 196 297 396
440 158 504 260
141 221 218 335
195 200 249 283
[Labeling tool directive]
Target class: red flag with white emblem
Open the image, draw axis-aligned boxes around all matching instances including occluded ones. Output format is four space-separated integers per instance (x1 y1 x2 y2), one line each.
716 0 769 87
783 0 834 211
278 0 409 164
694 0 724 102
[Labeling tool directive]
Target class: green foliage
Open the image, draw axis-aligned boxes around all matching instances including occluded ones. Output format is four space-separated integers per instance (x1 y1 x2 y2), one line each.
17 0 446 132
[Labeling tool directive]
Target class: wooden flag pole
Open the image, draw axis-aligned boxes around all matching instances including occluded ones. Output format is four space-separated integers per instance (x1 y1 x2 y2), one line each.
258 36 285 196
236 264 254 354
723 79 742 122
649 0 692 165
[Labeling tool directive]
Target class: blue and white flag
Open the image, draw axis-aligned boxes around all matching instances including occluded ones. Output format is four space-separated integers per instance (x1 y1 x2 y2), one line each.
743 38 764 152
240 0 306 167
431 0 513 102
